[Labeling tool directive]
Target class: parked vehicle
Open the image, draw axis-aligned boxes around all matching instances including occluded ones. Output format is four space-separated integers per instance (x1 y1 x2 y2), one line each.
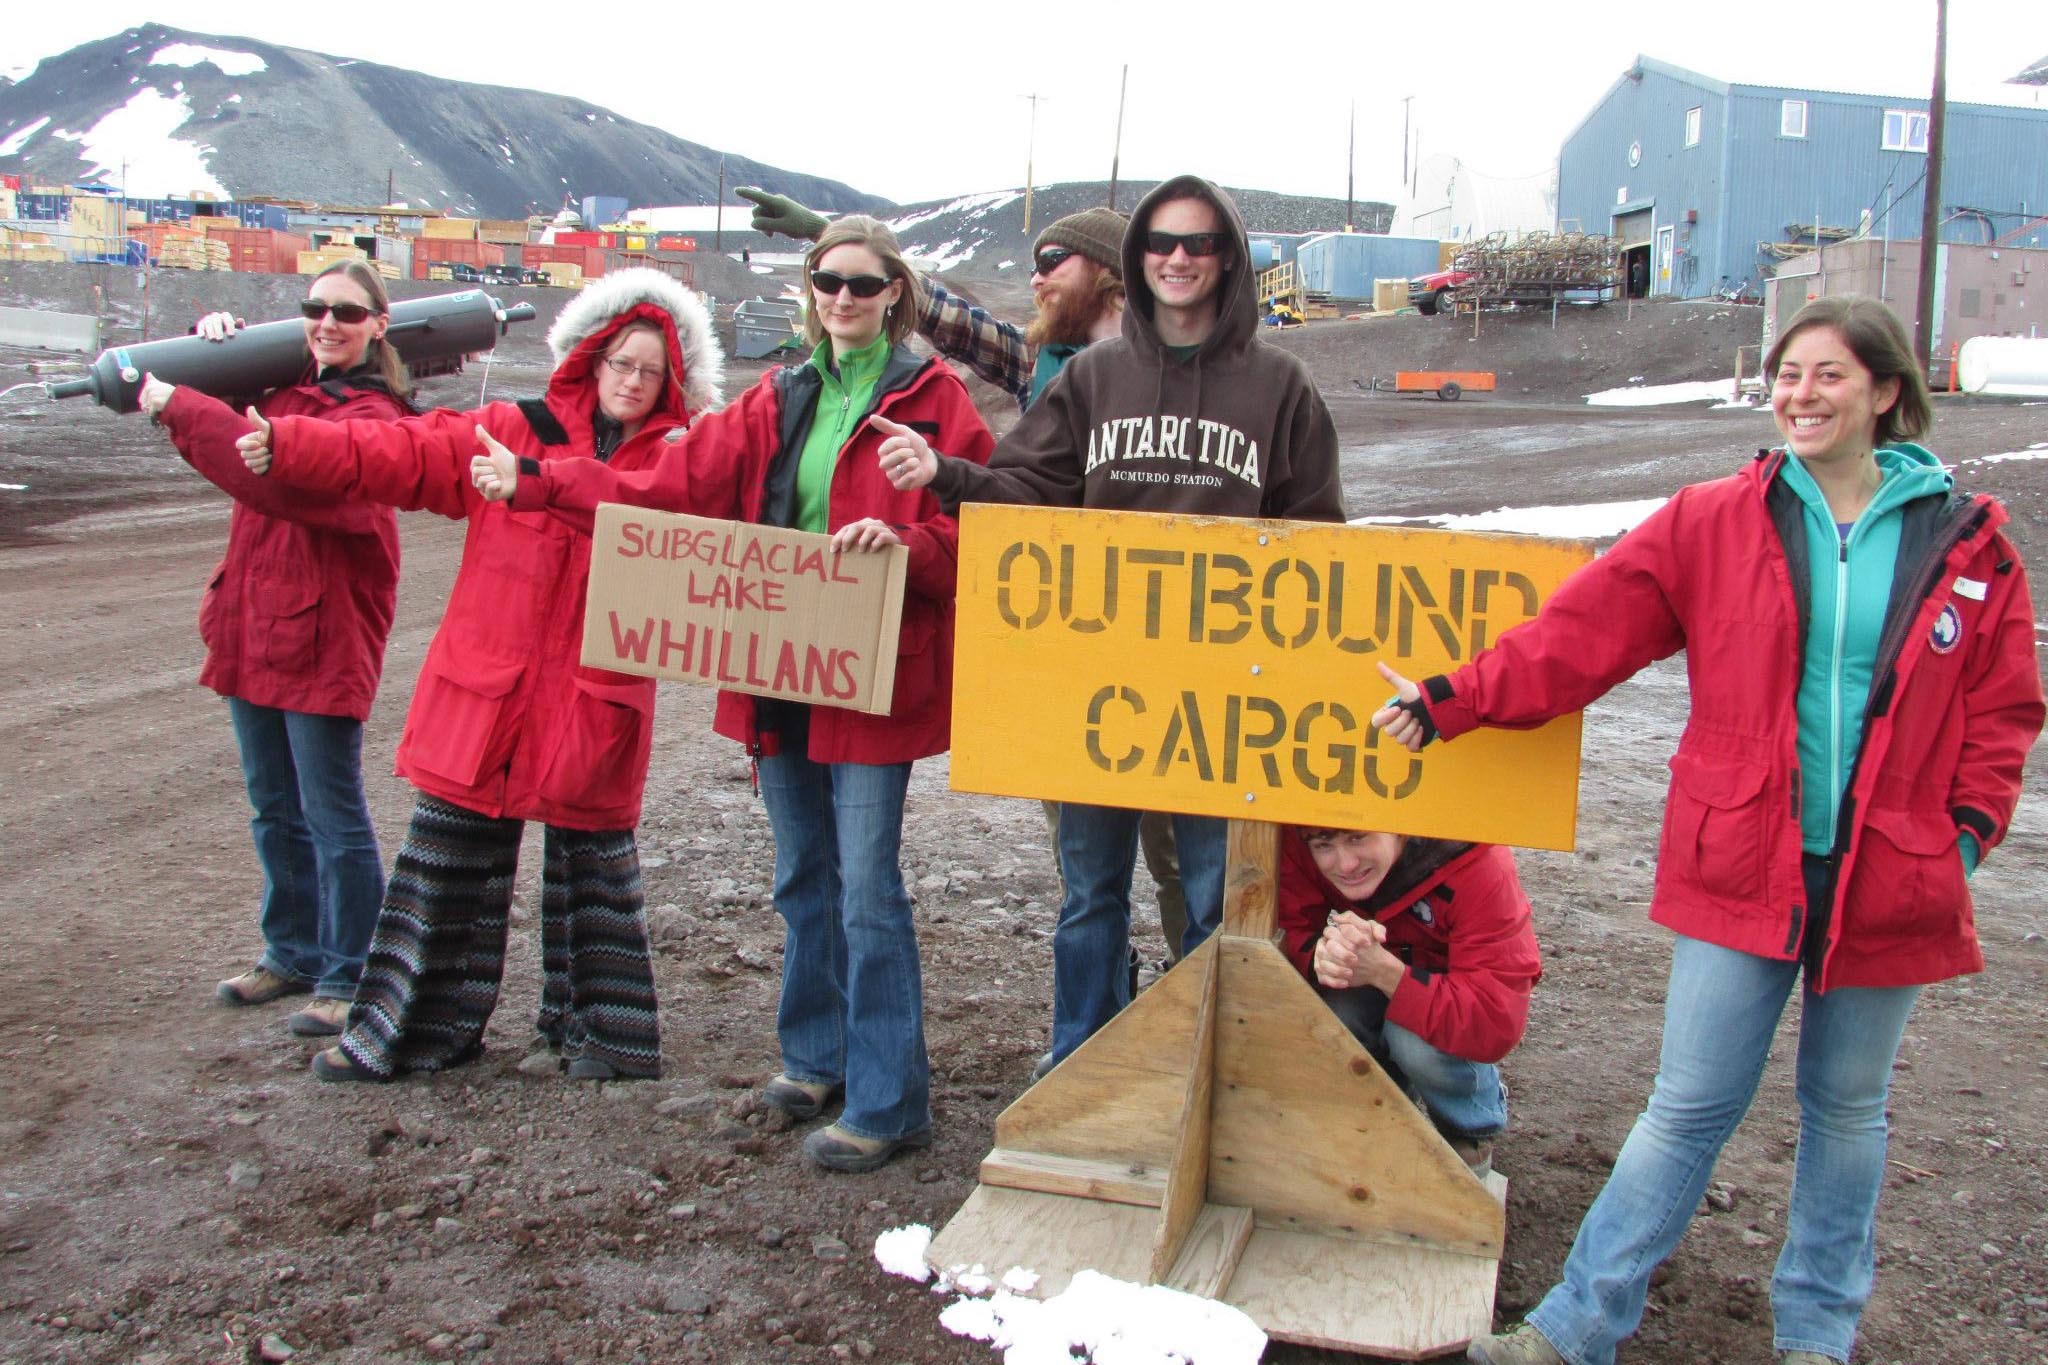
447 262 485 284
1408 267 1472 316
482 263 548 287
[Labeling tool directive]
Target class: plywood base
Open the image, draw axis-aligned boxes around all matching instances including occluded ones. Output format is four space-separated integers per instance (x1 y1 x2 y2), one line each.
926 820 1509 1357
926 1179 1508 1359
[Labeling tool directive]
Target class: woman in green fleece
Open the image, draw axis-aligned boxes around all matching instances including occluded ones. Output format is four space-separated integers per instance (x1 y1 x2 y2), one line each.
471 216 992 1171
1374 296 2043 1365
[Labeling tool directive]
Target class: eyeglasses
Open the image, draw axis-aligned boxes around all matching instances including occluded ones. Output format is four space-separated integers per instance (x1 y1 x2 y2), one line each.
602 354 666 383
1033 247 1079 276
810 270 894 299
300 299 378 324
1142 231 1226 259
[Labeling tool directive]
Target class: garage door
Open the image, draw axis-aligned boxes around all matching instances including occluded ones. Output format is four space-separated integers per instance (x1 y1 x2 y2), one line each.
1614 208 1654 250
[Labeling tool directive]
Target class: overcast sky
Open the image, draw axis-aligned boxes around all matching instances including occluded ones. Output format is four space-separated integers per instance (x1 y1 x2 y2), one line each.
3 1 2043 206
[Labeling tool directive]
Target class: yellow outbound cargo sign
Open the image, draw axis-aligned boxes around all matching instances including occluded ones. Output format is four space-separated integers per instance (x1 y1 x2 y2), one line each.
951 505 1595 849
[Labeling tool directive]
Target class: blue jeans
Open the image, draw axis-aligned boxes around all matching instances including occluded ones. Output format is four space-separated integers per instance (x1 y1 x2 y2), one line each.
755 709 926 1142
1526 934 1921 1365
1320 985 1507 1139
227 698 383 999
1049 804 1227 1062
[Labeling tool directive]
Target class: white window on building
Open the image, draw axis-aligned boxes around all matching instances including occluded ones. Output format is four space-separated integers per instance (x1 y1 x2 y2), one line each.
1883 109 1930 153
1781 99 1807 138
1685 106 1702 147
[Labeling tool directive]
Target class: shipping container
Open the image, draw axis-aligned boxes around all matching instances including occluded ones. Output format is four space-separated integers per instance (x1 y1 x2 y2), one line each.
411 238 506 266
525 243 608 278
582 196 627 230
480 219 531 245
373 234 413 279
1293 233 1444 302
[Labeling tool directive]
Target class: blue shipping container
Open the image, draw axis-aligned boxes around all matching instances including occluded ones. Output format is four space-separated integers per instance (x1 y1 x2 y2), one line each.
1293 233 1443 300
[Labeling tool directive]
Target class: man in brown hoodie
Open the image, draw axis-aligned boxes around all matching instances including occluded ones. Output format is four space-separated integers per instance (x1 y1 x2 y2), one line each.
879 174 1345 1073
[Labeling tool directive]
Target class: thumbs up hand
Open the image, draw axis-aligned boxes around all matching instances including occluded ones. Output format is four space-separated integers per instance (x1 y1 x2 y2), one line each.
237 407 275 475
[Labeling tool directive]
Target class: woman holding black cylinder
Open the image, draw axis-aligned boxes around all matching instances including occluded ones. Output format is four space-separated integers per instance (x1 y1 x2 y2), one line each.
137 260 411 1038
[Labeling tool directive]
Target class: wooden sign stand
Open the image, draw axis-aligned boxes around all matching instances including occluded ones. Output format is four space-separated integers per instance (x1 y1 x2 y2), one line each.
927 821 1508 1358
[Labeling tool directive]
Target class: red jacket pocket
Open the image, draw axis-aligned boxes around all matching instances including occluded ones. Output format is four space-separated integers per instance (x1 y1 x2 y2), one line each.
1844 807 1968 939
403 658 524 788
1665 751 1771 904
539 674 656 815
251 578 322 674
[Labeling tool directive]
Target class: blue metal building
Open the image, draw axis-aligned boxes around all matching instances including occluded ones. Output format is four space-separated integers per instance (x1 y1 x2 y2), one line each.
1293 232 1443 300
1558 55 2048 299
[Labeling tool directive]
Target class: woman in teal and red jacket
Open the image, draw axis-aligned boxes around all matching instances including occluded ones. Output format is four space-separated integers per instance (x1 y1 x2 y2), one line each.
138 260 410 1037
475 216 993 1172
238 268 723 1084
1380 298 2044 1365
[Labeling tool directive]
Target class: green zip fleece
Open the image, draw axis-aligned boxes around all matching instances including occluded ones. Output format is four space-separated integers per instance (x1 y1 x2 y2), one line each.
1781 442 1955 857
792 333 891 534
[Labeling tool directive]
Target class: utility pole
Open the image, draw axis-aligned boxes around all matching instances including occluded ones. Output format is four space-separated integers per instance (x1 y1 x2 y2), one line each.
1912 0 1948 376
1346 101 1356 232
715 157 726 254
1109 66 1128 211
387 168 395 206
1022 93 1046 236
1401 95 1413 187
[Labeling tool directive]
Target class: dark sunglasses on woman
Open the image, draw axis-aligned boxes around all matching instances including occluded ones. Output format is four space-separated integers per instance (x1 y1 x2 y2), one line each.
300 300 378 324
1143 231 1226 258
811 270 893 299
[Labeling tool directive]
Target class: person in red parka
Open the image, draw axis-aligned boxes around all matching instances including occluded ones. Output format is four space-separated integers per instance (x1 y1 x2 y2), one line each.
1376 298 2046 1365
136 260 411 1038
236 268 723 1084
1278 828 1539 1178
472 216 993 1171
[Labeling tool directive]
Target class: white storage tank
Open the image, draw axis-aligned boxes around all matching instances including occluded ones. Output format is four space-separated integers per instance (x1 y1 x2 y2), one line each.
1957 335 2048 397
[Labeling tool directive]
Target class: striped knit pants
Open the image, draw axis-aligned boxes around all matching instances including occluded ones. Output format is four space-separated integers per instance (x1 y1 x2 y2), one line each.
337 793 662 1078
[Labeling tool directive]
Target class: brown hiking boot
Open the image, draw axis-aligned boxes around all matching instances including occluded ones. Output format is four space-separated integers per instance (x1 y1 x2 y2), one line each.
802 1123 932 1174
1466 1325 1565 1364
1448 1135 1495 1181
216 966 311 1007
286 997 350 1036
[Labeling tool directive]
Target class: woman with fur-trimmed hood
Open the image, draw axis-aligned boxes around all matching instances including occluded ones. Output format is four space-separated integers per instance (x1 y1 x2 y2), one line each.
238 268 723 1084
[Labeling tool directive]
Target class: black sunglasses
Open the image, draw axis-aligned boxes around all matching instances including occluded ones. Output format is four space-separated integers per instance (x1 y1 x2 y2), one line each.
810 270 893 299
1033 247 1079 276
1143 230 1226 258
300 299 378 324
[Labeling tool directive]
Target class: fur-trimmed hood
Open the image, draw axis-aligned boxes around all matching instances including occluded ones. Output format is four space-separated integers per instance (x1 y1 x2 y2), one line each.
544 267 724 422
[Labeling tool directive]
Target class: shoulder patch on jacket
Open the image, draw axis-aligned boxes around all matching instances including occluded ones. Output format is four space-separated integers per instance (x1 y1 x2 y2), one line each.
517 398 571 446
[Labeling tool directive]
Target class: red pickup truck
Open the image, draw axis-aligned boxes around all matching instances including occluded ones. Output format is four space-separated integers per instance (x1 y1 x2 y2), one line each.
1407 268 1472 316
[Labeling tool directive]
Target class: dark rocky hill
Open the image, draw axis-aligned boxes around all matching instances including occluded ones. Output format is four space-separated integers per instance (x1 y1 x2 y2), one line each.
0 25 889 218
721 179 1396 277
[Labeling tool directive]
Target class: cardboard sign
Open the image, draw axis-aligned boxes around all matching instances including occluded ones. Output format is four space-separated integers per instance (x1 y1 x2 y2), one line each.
951 506 1595 849
581 503 907 715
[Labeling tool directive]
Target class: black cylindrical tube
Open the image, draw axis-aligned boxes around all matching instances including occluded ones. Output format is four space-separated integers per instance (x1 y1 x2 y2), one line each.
49 290 540 412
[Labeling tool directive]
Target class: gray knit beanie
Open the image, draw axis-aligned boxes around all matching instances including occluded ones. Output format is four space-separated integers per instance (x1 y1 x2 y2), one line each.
1034 207 1128 280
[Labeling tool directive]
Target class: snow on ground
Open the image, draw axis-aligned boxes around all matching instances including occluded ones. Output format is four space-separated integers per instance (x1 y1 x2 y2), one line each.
50 87 229 199
0 116 51 157
1585 378 1739 407
878 1229 1264 1365
148 44 267 77
1968 447 2048 466
888 191 1021 233
1354 497 1668 540
934 1269 1268 1365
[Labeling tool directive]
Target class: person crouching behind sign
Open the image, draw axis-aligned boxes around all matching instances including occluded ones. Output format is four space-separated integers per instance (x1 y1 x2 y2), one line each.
1278 827 1539 1179
233 268 723 1083
470 216 994 1171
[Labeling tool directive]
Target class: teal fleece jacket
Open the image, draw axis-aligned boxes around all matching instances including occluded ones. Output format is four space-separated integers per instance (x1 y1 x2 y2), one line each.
1781 443 1977 870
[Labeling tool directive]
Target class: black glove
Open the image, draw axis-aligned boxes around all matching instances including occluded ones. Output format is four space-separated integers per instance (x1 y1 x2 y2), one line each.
736 187 827 242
